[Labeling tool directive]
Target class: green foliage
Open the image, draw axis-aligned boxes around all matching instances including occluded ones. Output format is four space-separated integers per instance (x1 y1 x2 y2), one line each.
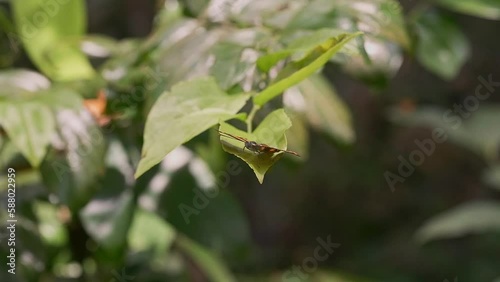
1 0 500 281
253 32 362 106
0 70 82 166
219 109 293 183
412 9 470 80
135 77 250 178
12 0 94 80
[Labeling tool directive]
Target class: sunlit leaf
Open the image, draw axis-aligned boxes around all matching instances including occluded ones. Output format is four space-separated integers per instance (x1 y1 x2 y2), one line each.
12 0 95 80
257 28 347 72
413 10 470 80
253 32 362 106
0 102 55 167
415 201 500 243
219 109 293 183
0 70 83 167
135 76 250 178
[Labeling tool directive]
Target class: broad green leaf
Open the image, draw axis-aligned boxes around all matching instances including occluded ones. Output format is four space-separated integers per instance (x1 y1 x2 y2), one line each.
253 32 362 106
12 0 95 81
176 235 236 282
80 139 136 250
435 0 500 20
0 70 84 167
415 201 500 243
128 208 176 254
135 77 250 178
219 109 293 183
413 10 470 80
285 74 355 143
0 102 55 167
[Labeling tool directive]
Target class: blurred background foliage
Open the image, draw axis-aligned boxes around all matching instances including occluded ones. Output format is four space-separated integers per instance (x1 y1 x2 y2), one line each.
0 0 500 281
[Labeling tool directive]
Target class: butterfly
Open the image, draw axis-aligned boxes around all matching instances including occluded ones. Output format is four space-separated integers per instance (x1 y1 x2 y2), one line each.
218 130 300 157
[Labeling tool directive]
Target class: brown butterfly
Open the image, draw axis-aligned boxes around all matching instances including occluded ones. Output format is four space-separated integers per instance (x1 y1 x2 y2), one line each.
218 130 300 157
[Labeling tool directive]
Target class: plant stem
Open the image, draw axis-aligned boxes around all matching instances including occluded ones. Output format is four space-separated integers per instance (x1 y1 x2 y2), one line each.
246 104 261 133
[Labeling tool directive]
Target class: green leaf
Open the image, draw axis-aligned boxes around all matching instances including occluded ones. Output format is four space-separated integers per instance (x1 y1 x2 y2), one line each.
0 70 84 167
286 74 355 143
257 28 347 72
135 77 250 178
253 32 362 106
413 10 470 80
435 0 500 20
0 102 55 167
415 201 500 243
176 235 236 282
12 0 95 80
219 109 293 183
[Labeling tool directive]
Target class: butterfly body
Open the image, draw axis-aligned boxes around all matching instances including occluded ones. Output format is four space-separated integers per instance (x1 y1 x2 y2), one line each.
218 130 300 157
